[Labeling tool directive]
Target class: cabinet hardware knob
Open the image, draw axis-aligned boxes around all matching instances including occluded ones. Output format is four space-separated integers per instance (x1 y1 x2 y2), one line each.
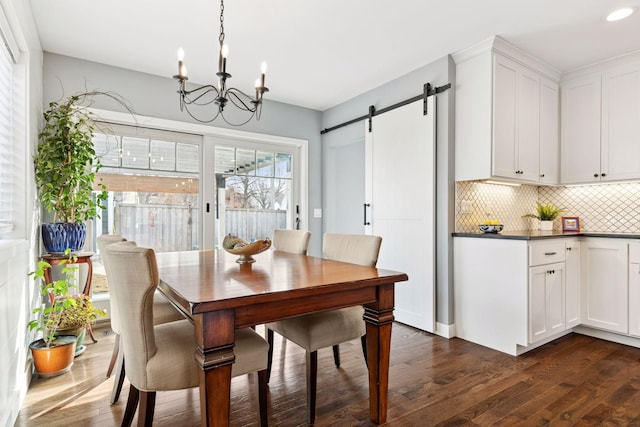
544 252 557 256
566 247 572 251
540 174 545 178
601 173 607 177
594 173 599 177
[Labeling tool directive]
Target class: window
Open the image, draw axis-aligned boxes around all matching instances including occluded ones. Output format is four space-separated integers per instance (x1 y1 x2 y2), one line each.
0 33 14 232
0 14 23 238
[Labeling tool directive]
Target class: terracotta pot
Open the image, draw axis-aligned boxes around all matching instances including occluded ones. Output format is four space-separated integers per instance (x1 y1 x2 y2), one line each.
29 335 77 377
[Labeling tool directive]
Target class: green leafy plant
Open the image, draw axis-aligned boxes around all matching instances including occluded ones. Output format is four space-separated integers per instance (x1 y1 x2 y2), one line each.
34 91 134 223
28 249 80 347
58 294 106 329
523 202 566 221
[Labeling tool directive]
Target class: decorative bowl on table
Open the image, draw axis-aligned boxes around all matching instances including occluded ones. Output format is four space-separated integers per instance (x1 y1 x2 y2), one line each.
478 224 504 233
222 234 272 264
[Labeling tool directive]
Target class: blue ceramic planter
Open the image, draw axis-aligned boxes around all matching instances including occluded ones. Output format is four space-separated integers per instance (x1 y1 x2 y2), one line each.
41 223 87 253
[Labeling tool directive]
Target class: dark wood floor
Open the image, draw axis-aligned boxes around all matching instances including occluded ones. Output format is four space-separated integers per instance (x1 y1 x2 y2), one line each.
16 323 640 426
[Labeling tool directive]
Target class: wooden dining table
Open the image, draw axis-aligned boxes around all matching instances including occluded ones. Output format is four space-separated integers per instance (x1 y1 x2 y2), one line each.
156 248 409 427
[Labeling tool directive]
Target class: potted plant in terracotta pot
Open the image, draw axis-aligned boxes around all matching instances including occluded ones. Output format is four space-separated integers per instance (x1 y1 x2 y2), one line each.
34 91 133 253
523 202 566 231
28 250 84 376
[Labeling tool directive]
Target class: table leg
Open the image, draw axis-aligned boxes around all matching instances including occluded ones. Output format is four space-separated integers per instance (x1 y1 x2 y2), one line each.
194 310 236 427
363 283 395 425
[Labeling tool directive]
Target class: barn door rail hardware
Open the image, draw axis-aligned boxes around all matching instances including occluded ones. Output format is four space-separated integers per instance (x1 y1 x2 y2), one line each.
320 82 451 135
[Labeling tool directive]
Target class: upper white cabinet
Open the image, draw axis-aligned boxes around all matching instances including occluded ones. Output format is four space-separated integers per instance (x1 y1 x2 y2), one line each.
453 36 560 184
561 59 640 184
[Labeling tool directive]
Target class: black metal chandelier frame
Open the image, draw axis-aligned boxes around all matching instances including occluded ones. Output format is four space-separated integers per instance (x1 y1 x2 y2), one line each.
173 0 269 126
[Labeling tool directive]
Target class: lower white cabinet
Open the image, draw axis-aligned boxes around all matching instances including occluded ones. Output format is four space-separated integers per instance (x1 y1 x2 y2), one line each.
529 262 565 343
565 239 581 328
580 238 628 333
629 243 640 337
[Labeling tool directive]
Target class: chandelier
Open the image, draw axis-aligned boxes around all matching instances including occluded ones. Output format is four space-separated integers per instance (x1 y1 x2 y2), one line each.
173 0 269 126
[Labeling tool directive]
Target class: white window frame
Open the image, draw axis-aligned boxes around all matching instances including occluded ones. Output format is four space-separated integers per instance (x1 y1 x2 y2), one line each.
89 108 309 250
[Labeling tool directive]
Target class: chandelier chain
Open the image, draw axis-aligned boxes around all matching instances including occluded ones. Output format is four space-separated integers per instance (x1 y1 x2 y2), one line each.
219 0 225 45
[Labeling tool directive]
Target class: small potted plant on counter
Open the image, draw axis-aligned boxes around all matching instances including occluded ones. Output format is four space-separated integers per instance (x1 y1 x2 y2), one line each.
523 202 566 231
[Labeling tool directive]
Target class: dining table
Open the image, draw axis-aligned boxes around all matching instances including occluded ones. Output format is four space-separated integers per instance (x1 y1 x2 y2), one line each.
156 248 409 427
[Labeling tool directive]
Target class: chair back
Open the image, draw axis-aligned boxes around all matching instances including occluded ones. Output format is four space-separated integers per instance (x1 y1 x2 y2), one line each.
273 229 311 255
96 234 126 254
102 242 160 389
322 233 382 267
97 235 131 334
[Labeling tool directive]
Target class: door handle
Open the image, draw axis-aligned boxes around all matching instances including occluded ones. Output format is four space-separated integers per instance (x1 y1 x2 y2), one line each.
364 203 371 226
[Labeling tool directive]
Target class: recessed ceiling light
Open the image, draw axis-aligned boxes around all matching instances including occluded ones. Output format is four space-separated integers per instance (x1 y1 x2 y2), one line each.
606 7 634 21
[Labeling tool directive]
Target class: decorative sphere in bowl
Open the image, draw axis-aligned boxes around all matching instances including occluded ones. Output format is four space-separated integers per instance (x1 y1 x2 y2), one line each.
478 224 504 233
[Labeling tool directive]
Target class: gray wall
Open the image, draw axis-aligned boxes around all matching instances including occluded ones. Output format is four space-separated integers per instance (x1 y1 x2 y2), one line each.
43 53 324 256
321 55 456 328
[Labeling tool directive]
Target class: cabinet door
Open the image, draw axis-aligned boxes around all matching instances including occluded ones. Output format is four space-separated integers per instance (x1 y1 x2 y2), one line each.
630 262 640 337
539 77 559 184
516 66 540 182
493 55 518 179
601 62 640 181
561 74 602 184
565 240 580 328
529 262 565 343
581 239 628 333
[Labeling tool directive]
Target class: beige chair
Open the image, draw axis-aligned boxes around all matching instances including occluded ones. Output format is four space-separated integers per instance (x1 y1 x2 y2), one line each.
103 242 269 426
272 229 311 255
97 234 184 404
266 233 382 423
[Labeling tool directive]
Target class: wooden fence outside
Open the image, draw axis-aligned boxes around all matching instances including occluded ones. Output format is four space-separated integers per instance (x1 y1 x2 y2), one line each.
115 205 286 252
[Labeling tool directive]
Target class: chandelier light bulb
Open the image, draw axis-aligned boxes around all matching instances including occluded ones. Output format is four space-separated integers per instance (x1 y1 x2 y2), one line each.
221 44 229 58
261 61 267 74
177 47 185 61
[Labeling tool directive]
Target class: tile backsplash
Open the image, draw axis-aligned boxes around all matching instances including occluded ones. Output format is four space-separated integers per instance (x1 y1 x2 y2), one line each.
455 181 640 233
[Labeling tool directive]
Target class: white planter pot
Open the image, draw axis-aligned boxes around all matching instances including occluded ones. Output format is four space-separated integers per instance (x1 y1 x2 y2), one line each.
539 220 553 231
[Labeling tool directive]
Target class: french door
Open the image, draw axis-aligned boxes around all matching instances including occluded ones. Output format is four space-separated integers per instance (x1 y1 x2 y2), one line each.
208 137 304 249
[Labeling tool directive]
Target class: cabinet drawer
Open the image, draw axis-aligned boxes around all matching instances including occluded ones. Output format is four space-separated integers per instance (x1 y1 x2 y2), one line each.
529 241 566 266
630 243 640 263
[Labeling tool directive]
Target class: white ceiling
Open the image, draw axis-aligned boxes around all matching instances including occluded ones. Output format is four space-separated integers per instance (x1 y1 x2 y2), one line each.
29 0 640 112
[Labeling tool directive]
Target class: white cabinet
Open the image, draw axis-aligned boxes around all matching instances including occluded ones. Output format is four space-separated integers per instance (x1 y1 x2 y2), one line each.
580 238 628 333
560 74 601 183
565 239 581 328
561 61 640 184
529 262 565 343
601 62 640 181
528 241 566 343
454 36 560 184
493 54 541 182
629 243 640 337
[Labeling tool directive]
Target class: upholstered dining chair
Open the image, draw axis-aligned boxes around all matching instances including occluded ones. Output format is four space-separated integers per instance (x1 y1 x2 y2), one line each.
272 229 311 255
266 233 382 423
97 234 185 404
103 242 269 427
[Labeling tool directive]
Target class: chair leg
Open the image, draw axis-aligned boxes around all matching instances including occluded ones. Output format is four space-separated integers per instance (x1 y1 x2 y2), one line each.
106 333 120 377
138 391 156 427
266 328 274 383
361 334 368 367
332 344 341 368
306 350 318 424
111 350 126 404
258 369 268 427
121 385 139 427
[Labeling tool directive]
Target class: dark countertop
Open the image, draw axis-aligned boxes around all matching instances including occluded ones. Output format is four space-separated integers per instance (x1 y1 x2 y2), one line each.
452 230 640 240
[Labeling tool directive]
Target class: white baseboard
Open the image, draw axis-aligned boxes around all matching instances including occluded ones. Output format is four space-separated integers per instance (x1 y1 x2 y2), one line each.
435 322 456 338
573 325 640 348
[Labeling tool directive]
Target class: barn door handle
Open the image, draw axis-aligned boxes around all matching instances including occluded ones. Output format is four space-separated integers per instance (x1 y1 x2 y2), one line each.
364 203 371 226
